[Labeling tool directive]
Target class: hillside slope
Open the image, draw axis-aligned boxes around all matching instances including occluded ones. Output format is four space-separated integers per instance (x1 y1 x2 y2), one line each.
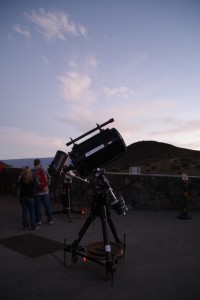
106 140 200 175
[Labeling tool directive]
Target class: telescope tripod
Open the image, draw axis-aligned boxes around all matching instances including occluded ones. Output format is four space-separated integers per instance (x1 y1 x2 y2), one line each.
64 171 126 285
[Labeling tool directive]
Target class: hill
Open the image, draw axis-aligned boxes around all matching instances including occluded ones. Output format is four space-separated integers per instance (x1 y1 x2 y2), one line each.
2 141 200 176
106 140 200 176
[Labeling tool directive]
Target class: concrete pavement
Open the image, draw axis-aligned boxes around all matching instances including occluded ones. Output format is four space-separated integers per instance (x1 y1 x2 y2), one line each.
0 194 200 300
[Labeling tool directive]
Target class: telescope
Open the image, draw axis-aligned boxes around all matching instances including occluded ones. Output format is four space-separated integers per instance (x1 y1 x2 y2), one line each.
48 118 126 177
49 119 128 283
48 118 128 215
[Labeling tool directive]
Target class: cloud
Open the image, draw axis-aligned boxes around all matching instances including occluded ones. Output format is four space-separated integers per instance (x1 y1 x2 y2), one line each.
57 71 96 104
104 34 119 43
57 92 177 145
143 117 200 150
55 59 194 151
13 24 31 39
86 55 99 68
57 106 97 131
182 141 200 151
78 24 87 37
68 60 78 69
0 127 66 158
25 8 87 41
151 118 200 136
103 86 134 98
117 53 147 77
40 55 50 66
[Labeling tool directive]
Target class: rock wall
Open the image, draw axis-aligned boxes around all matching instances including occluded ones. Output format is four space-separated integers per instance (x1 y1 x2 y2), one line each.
1 168 200 211
54 172 200 211
0 168 21 195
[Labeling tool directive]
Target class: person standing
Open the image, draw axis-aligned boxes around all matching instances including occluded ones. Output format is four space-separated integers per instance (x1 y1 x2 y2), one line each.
33 159 53 225
19 166 39 230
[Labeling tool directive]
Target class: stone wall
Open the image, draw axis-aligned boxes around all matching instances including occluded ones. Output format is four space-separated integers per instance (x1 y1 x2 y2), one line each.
0 168 21 195
68 172 200 211
1 168 200 211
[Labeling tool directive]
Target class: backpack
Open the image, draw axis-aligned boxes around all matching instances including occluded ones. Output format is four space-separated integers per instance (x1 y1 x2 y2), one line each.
34 168 49 193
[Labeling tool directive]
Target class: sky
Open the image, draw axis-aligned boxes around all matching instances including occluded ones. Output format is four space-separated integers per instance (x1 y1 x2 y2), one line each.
1 0 200 160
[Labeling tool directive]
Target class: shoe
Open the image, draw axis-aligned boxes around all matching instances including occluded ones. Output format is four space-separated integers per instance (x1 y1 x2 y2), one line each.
48 221 54 225
37 221 42 225
33 225 39 230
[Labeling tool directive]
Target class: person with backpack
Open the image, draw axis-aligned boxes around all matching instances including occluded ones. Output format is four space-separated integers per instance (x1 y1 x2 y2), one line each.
33 159 53 225
19 166 39 230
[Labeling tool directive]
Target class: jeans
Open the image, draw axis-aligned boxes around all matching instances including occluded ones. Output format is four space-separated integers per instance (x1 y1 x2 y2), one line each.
20 196 36 229
34 193 53 223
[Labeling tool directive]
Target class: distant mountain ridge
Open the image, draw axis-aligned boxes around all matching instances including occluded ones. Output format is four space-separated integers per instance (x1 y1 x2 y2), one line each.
2 157 53 169
2 140 200 175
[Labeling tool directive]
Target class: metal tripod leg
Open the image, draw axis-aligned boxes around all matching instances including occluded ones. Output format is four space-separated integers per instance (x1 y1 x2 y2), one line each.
67 187 72 222
71 213 96 249
107 214 121 244
64 212 96 264
100 205 112 262
100 204 116 283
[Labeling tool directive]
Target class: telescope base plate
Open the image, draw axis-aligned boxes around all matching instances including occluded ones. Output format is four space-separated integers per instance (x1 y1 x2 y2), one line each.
86 241 123 261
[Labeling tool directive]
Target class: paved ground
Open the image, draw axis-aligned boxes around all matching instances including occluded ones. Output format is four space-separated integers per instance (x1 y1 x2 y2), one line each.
0 194 200 300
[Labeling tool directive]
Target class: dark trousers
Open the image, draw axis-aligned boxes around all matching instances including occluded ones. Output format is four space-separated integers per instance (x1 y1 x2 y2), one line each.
34 193 53 223
20 196 36 228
